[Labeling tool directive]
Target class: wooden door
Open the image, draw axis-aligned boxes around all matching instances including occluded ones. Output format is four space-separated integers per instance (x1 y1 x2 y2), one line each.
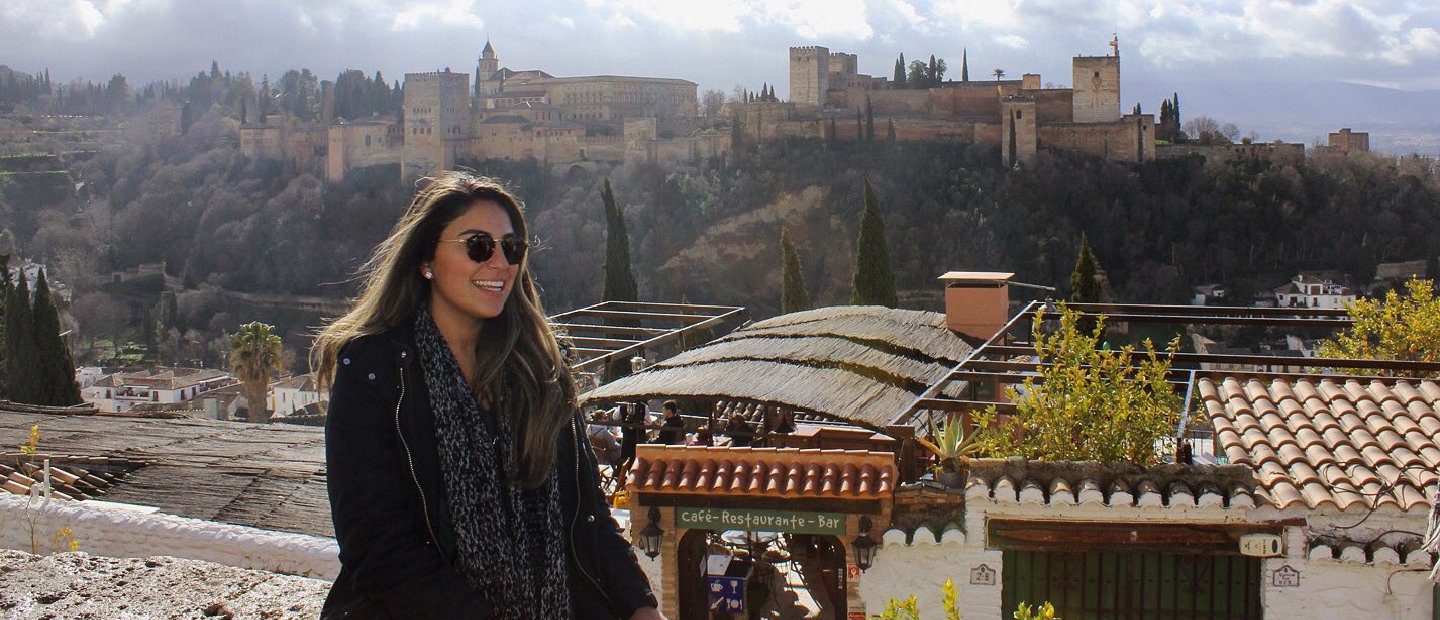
1001 550 1261 620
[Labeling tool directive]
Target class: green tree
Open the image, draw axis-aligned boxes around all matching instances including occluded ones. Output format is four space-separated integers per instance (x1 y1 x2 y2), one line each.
6 271 36 404
973 305 1182 464
1070 233 1102 333
850 178 898 308
601 178 640 381
780 227 811 314
600 178 638 302
893 54 906 86
993 68 1006 81
1317 278 1440 376
0 254 10 400
865 95 875 141
0 254 9 399
30 270 81 406
886 118 896 144
961 48 969 82
229 322 283 423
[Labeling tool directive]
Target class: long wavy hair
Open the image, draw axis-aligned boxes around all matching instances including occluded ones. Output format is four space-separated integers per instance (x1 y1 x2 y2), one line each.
312 171 576 487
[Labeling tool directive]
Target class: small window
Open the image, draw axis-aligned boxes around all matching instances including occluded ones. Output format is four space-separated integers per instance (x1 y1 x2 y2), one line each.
365 135 372 147
1017 110 1023 119
1094 71 1100 78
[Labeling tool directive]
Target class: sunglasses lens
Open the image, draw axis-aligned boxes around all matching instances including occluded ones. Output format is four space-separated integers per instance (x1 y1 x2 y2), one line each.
462 234 526 264
501 239 527 264
464 235 495 263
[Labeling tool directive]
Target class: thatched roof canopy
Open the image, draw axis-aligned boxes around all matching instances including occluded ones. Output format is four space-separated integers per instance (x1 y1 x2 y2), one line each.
582 306 973 428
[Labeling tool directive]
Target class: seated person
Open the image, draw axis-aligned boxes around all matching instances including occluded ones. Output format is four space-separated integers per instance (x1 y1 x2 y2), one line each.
655 400 687 445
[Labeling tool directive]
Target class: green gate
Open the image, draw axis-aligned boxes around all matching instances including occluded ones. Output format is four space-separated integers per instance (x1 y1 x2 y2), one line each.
1002 550 1262 620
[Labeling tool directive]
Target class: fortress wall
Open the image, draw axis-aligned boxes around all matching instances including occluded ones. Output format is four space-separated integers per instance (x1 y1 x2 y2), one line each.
1039 114 1153 162
1033 89 1074 123
866 90 933 115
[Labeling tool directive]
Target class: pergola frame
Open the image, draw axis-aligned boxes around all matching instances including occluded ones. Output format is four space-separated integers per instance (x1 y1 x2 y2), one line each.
553 300 746 374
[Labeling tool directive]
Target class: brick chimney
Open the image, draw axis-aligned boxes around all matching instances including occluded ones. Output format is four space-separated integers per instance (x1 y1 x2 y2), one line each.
939 271 1013 341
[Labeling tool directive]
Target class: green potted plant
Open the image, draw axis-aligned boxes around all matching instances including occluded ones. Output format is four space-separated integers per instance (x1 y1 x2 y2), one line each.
914 413 979 487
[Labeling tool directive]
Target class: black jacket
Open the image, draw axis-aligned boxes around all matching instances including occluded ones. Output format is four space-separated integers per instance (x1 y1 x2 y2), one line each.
322 322 658 619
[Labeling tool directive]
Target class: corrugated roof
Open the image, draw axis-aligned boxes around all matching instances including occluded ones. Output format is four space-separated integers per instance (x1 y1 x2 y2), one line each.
1202 376 1440 512
584 306 972 428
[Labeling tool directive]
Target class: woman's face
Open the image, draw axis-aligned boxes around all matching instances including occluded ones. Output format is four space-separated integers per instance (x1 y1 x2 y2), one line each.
424 199 520 329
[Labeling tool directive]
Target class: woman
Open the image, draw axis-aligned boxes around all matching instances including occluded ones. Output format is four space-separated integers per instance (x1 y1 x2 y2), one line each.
313 172 661 619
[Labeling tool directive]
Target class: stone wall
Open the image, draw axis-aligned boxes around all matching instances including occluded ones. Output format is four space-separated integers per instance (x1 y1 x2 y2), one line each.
1039 114 1154 163
1071 56 1121 123
789 47 830 109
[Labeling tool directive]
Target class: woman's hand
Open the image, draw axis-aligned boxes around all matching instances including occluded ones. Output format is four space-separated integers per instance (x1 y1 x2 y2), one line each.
628 606 666 620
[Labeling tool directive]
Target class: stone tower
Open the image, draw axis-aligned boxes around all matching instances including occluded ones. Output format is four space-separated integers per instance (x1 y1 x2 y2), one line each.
402 69 471 179
789 46 829 109
479 41 499 78
475 41 501 99
1001 95 1037 166
1071 54 1120 123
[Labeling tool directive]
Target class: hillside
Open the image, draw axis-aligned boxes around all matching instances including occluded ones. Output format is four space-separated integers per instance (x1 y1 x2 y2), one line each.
4 124 1440 368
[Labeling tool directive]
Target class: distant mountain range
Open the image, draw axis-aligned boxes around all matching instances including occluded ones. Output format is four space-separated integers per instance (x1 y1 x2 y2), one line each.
1132 77 1440 156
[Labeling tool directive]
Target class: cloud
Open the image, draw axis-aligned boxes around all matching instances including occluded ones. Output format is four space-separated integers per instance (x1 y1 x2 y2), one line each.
1 0 107 41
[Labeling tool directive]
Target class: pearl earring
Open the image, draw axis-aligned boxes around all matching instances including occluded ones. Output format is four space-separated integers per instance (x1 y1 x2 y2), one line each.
423 270 434 280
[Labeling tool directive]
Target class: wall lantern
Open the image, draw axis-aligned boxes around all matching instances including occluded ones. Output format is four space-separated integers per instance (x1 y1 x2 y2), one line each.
851 515 878 571
630 355 648 374
639 506 664 559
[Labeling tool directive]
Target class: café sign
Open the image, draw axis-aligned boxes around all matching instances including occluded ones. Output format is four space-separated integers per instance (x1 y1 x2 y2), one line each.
676 507 846 535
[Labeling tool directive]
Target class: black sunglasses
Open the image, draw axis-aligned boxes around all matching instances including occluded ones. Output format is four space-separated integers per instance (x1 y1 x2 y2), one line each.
439 233 528 265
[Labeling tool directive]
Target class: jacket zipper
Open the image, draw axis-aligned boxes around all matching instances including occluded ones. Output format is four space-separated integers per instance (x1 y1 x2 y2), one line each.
569 414 618 610
394 365 443 556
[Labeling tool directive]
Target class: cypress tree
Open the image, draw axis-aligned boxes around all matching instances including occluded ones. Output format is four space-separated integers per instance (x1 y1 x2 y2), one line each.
31 270 81 405
886 119 896 144
600 178 639 382
961 48 969 82
865 96 875 141
1070 233 1102 334
601 178 638 302
827 117 837 142
780 227 811 314
854 108 862 141
6 270 36 404
0 254 10 400
893 54 906 86
850 178 899 308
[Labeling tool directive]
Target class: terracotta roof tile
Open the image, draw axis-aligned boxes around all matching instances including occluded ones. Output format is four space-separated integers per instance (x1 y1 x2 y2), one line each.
1420 382 1440 402
1205 376 1440 513
1394 381 1425 404
628 445 894 500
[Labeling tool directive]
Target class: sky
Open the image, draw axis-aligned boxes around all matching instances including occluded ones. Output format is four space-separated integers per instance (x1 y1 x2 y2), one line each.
4 0 1440 149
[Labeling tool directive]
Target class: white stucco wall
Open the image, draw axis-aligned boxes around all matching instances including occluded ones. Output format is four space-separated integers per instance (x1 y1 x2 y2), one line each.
858 524 1003 619
0 493 339 579
1264 554 1432 619
856 488 1434 619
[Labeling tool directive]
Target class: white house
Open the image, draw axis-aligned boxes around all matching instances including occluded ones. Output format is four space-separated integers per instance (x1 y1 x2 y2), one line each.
855 376 1437 619
269 374 322 417
82 367 234 413
1274 274 1356 310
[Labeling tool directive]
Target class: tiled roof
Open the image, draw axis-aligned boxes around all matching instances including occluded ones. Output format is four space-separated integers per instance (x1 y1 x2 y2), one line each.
0 455 136 500
1202 377 1440 512
628 445 895 499
963 459 1257 509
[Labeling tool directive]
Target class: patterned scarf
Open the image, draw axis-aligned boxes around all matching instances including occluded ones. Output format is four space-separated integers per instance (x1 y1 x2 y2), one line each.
414 309 571 618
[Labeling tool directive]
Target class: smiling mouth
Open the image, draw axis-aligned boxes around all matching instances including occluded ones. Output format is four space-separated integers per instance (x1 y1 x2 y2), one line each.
473 279 506 292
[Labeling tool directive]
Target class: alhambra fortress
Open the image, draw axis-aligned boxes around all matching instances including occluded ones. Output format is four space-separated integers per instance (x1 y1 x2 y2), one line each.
239 39 1362 181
